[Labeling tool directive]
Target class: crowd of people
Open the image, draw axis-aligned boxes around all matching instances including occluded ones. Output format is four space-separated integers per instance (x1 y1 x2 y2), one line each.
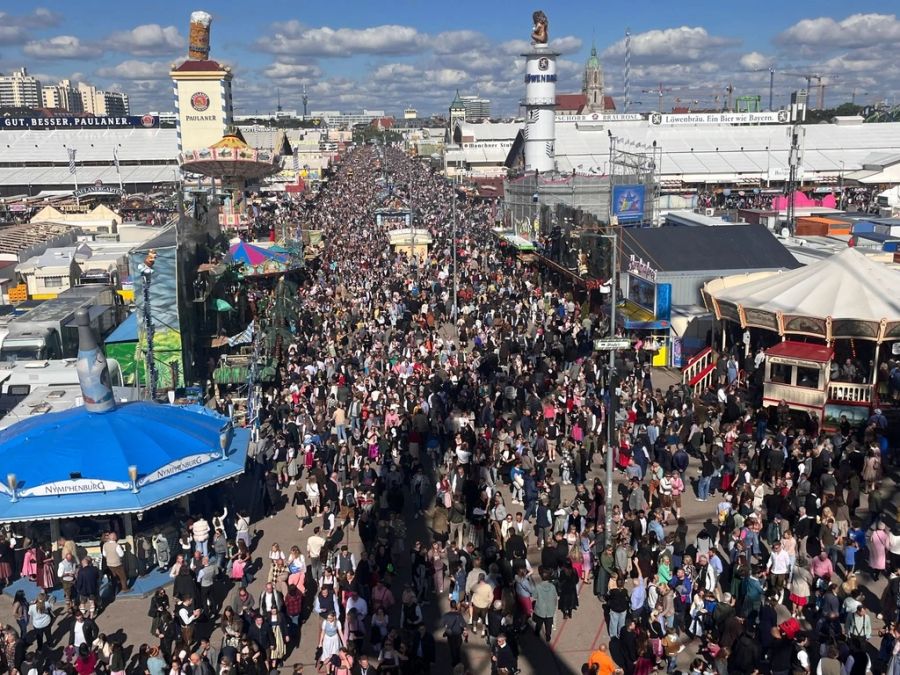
2 145 897 675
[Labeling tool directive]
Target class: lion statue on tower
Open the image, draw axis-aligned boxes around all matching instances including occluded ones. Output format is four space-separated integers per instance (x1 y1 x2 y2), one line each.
531 10 548 44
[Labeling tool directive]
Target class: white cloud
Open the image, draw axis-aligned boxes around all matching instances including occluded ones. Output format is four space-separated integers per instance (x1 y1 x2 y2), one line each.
739 52 774 71
23 35 102 60
27 8 62 27
96 60 168 80
551 36 583 55
777 13 900 49
0 8 62 45
0 24 29 46
423 68 468 88
431 30 489 55
262 61 322 81
372 63 419 82
258 21 427 57
107 24 185 56
603 26 737 64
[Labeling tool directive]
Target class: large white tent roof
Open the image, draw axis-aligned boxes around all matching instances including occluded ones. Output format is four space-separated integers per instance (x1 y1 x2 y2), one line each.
707 247 900 341
542 120 900 183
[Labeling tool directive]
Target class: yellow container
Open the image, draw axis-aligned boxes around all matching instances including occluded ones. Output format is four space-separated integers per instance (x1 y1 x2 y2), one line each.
652 345 668 367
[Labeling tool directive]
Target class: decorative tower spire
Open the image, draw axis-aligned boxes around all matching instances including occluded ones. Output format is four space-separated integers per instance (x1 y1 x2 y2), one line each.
583 41 605 112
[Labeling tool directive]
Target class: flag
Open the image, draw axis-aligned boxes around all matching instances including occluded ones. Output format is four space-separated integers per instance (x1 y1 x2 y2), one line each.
67 148 77 174
113 147 120 173
228 320 255 347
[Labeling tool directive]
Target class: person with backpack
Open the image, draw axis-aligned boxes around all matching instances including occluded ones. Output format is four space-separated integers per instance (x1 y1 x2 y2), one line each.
338 482 357 529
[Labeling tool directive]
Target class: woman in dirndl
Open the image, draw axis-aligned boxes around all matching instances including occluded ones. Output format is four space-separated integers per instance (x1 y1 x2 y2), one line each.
317 611 343 670
267 607 288 667
0 534 14 586
36 545 55 591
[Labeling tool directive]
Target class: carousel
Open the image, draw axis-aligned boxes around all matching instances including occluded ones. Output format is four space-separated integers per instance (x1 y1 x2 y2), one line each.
179 128 281 229
702 247 900 428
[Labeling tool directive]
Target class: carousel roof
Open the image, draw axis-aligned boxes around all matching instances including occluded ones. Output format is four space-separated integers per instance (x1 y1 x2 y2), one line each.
0 402 249 522
227 241 281 265
179 129 280 180
706 247 900 342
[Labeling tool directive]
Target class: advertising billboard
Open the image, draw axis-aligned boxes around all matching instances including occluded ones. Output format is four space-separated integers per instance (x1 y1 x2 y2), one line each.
0 115 159 130
628 273 656 312
175 79 228 153
612 184 645 223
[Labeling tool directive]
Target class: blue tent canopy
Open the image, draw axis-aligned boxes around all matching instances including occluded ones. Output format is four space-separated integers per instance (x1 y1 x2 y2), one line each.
104 312 138 343
0 402 249 522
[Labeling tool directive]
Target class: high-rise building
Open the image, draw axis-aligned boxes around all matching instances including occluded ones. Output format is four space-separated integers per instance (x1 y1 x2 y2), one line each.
582 43 606 113
41 79 84 112
0 68 42 108
459 95 491 120
77 82 129 116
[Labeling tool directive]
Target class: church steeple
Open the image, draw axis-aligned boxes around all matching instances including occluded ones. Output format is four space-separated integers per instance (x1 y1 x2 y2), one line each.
448 89 466 143
583 42 605 112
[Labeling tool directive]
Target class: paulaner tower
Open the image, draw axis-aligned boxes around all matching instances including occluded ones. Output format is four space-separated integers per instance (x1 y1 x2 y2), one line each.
522 10 557 173
170 11 234 155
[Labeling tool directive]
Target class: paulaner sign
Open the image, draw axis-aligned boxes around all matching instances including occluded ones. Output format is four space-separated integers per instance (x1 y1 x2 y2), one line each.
74 185 126 198
0 115 159 130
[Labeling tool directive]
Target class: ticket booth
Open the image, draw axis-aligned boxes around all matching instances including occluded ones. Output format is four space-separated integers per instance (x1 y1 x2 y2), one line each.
762 341 873 429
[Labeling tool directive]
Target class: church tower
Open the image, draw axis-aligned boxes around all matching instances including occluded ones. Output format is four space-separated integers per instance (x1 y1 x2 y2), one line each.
448 90 466 142
582 43 605 113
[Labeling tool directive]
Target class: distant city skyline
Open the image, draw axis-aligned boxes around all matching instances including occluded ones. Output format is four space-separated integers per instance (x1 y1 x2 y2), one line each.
0 2 897 116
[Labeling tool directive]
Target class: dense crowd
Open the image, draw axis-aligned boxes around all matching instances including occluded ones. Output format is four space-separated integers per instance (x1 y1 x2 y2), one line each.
2 146 897 675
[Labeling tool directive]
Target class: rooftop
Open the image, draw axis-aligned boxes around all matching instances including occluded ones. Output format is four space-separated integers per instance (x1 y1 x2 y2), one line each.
766 341 834 363
171 59 228 73
621 223 801 273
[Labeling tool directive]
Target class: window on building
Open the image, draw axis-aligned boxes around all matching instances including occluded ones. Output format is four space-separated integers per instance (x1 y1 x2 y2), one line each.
769 362 792 385
795 366 821 389
41 276 64 288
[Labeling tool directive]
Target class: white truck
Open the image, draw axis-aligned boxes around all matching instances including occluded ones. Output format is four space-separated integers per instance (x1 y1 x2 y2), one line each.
877 186 900 217
0 286 122 362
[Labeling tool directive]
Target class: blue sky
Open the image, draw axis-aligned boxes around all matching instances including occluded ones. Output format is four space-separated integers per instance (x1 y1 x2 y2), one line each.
2 1 898 115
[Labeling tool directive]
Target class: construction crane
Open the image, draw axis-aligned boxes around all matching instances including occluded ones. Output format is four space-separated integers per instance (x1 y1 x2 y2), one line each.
642 83 674 112
781 72 835 110
748 67 777 111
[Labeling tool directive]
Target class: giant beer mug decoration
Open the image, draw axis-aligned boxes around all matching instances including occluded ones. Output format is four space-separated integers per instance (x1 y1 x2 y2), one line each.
75 308 116 413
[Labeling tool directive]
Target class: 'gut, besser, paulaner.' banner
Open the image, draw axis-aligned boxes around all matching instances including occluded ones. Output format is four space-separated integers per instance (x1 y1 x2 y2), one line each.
0 115 159 130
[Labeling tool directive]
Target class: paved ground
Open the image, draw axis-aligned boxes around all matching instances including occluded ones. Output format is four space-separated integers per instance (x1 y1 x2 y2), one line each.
0 364 890 674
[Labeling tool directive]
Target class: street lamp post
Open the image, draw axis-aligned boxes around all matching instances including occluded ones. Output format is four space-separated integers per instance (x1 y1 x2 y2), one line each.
581 229 619 548
603 233 617 547
451 189 458 320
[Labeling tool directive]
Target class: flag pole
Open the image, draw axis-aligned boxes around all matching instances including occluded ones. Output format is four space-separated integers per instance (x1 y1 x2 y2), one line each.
114 147 124 191
69 147 80 204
